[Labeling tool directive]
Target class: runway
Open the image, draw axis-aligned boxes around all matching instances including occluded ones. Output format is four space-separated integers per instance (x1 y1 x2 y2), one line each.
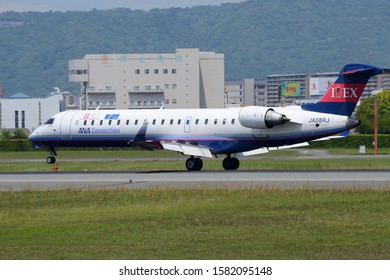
1 170 390 191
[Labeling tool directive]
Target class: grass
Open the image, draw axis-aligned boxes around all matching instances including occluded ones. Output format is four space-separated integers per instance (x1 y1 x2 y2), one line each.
1 188 390 259
1 148 390 172
1 148 390 260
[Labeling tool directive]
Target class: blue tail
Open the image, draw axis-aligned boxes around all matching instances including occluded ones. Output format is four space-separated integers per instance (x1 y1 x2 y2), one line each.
301 64 383 116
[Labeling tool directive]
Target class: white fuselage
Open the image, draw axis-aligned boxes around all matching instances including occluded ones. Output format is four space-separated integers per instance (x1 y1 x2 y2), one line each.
29 106 352 156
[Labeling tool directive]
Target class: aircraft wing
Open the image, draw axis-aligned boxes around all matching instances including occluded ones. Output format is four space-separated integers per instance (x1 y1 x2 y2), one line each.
236 142 310 157
161 141 214 158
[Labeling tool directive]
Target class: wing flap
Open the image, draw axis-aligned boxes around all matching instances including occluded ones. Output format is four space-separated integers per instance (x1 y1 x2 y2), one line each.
236 142 309 157
161 141 213 158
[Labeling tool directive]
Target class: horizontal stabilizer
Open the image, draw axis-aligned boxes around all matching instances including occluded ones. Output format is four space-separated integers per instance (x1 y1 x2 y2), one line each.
312 130 350 142
161 141 213 158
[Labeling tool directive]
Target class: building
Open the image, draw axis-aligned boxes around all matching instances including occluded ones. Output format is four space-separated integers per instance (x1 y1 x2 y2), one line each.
69 48 225 110
265 73 307 107
0 93 63 132
224 79 266 107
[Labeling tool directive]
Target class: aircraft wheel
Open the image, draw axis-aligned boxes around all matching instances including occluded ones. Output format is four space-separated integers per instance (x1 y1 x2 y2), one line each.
222 156 240 170
46 156 56 164
185 157 203 171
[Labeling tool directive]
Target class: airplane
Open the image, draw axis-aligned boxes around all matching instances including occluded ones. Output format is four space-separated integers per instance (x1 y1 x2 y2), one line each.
28 63 384 171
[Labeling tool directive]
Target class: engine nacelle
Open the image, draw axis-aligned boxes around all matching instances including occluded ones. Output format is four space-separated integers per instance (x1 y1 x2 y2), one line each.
238 106 290 129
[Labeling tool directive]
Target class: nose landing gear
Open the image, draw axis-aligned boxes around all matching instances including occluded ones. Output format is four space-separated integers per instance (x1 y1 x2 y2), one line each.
46 147 57 164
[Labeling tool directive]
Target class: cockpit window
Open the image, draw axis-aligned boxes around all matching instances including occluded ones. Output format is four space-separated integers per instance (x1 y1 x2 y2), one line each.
45 118 55 125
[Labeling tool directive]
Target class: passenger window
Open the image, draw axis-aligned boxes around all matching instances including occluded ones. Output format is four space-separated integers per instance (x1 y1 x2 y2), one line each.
223 119 226 125
126 120 129 125
231 119 235 125
205 119 209 125
186 119 190 125
100 120 103 125
91 120 95 126
153 119 156 125
117 120 120 125
170 119 174 125
83 120 87 126
195 119 199 125
178 119 181 125
214 119 218 125
161 119 165 125
135 120 138 125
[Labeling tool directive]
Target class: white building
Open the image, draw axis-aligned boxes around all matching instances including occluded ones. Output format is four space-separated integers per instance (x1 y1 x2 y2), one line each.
224 79 266 107
69 48 225 110
0 93 62 131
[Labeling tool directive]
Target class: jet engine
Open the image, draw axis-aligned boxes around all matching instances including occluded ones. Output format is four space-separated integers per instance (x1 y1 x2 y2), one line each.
238 106 290 129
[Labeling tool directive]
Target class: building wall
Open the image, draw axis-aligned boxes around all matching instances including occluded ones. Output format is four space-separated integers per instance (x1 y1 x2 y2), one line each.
69 48 224 109
0 94 62 131
224 79 266 107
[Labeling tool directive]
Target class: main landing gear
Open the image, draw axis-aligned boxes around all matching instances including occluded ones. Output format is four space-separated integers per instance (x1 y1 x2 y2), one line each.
185 155 240 171
46 147 57 164
185 157 203 171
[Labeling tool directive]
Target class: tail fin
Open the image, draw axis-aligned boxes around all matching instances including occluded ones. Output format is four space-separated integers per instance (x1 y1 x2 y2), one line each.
301 64 383 116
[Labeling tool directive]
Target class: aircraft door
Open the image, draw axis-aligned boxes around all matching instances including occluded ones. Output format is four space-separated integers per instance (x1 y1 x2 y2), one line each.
184 116 192 133
60 111 77 140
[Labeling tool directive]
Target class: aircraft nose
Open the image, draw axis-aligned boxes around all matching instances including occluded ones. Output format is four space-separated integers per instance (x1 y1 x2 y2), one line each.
28 129 39 141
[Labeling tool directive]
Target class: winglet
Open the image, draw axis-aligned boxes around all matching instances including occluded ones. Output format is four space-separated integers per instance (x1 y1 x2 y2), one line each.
131 121 148 142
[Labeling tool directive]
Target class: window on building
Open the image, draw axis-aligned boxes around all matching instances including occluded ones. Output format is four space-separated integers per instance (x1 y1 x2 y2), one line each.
144 69 149 74
172 69 177 74
164 84 169 89
21 111 25 128
135 69 140 74
172 84 177 89
154 69 158 74
172 99 177 104
163 69 168 74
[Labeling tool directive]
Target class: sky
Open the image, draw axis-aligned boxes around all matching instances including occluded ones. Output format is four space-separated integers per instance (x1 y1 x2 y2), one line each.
0 0 244 12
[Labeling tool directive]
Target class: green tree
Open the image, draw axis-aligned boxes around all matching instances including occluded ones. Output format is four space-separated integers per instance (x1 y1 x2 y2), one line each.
13 128 27 139
1 129 11 141
356 90 390 134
